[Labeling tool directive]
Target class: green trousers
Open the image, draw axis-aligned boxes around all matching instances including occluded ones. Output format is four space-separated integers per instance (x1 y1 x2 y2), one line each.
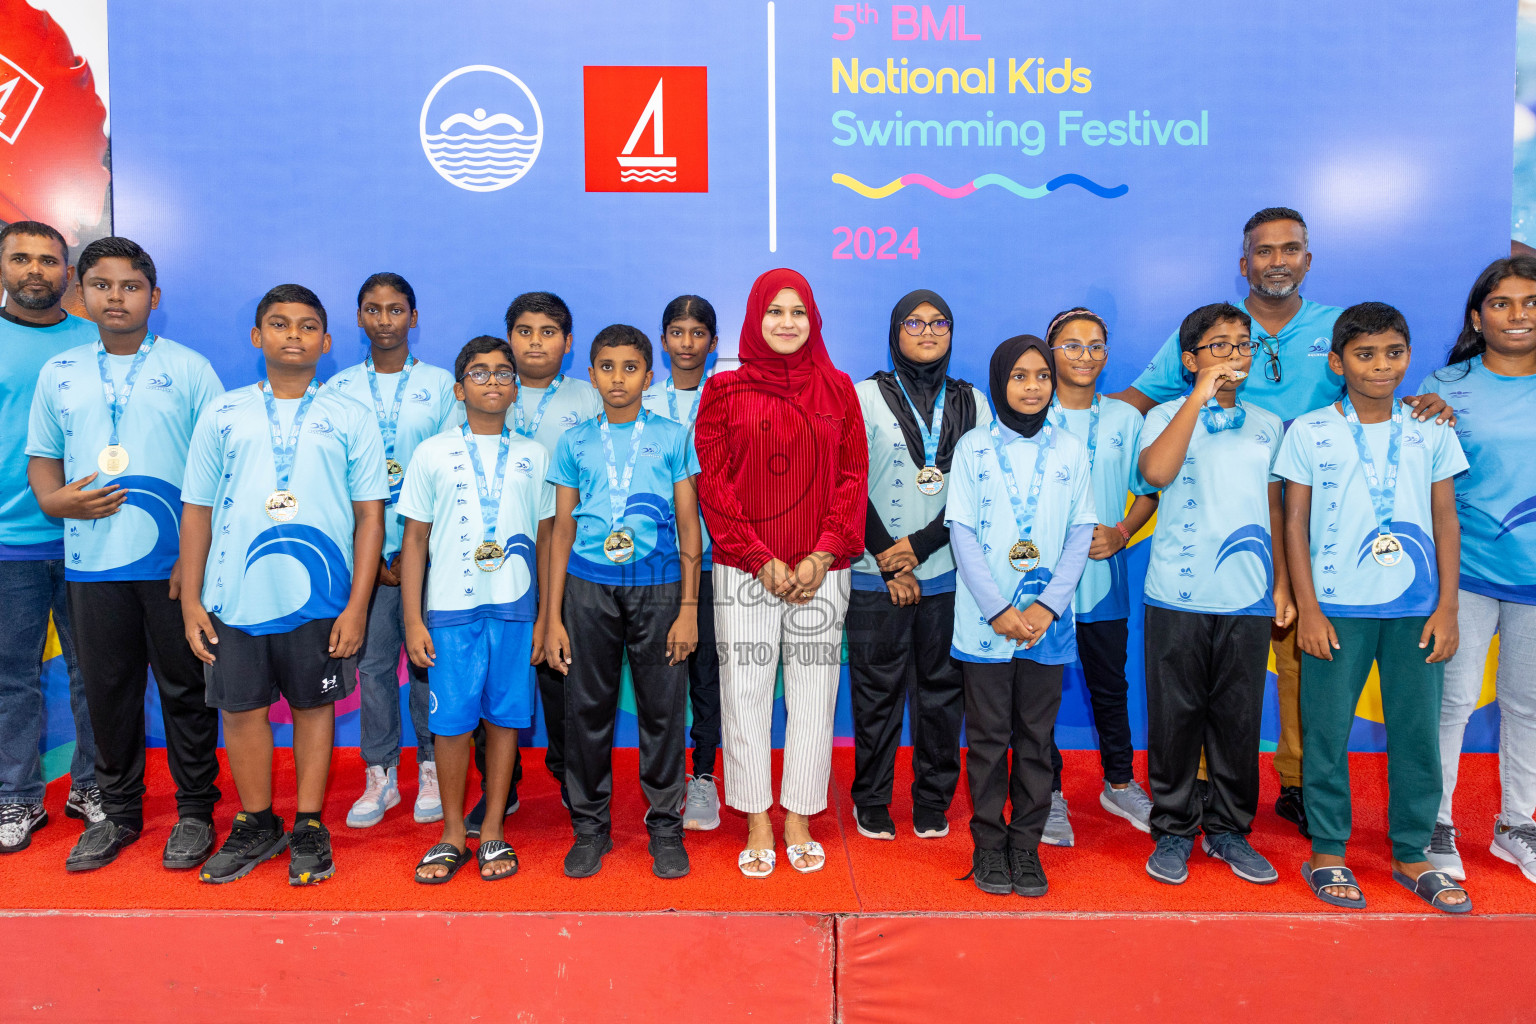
1299 616 1443 863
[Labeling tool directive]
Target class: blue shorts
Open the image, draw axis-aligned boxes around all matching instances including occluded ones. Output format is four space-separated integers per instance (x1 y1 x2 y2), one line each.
427 618 537 736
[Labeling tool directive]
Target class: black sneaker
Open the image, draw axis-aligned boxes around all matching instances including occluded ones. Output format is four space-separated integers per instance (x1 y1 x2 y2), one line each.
564 833 613 878
66 785 106 824
0 803 47 853
200 812 287 883
1275 786 1310 839
912 805 950 838
65 820 139 872
854 805 896 840
964 847 1012 895
288 818 335 886
1008 845 1048 897
163 818 216 870
649 834 690 879
464 790 520 839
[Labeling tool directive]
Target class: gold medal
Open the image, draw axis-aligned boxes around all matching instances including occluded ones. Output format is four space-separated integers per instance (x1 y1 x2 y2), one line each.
915 465 944 496
97 444 129 476
386 457 404 486
604 529 635 564
1370 533 1403 568
474 540 505 572
265 489 299 522
1008 539 1040 573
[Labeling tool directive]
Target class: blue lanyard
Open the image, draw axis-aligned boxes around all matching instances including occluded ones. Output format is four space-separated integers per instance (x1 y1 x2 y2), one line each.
988 420 1053 540
364 353 416 459
95 335 156 447
514 373 563 439
895 374 945 469
598 410 648 532
1341 395 1402 537
259 378 321 491
664 375 706 433
1200 396 1247 433
1048 394 1099 471
461 422 511 543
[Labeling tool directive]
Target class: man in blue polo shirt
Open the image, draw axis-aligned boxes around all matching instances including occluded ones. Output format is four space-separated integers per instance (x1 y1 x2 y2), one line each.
1114 207 1453 836
0 221 102 854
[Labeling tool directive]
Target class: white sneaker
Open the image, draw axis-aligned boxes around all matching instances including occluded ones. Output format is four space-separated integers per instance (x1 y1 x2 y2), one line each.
414 762 443 824
1424 822 1465 881
346 765 399 828
1490 819 1536 884
683 774 721 831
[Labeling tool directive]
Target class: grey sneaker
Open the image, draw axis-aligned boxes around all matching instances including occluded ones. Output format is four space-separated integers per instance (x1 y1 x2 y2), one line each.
1202 832 1278 884
1099 781 1153 833
1147 833 1193 884
1425 822 1465 881
66 785 106 825
682 774 721 831
1490 820 1536 885
1041 791 1074 847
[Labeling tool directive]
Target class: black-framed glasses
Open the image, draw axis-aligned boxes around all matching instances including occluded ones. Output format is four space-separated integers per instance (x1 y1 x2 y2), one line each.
460 368 516 385
1051 342 1108 361
1191 339 1259 358
1260 340 1282 383
902 317 952 336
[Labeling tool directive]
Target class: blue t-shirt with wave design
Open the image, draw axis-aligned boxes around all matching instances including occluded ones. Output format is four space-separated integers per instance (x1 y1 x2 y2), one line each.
27 336 223 580
181 382 389 635
549 412 699 586
1275 404 1466 618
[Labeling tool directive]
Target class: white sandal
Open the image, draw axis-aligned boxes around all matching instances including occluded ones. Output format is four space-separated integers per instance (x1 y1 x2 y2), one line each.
786 841 826 874
738 847 776 877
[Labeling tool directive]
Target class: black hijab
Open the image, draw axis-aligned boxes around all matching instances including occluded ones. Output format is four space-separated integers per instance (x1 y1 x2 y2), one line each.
871 289 977 472
989 334 1055 438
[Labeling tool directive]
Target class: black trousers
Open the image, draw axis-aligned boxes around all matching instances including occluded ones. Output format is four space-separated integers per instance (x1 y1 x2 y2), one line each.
962 658 1064 852
1050 617 1135 790
686 569 721 777
846 587 964 811
562 574 687 837
66 580 220 830
1144 605 1270 839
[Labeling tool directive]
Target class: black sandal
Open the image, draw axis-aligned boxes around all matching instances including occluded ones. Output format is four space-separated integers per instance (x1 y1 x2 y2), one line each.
414 842 465 885
478 839 519 880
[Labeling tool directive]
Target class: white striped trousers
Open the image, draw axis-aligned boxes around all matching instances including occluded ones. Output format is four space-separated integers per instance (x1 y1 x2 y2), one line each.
714 564 850 815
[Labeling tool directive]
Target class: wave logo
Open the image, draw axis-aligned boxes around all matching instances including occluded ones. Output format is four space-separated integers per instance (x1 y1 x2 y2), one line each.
420 65 544 192
584 66 708 193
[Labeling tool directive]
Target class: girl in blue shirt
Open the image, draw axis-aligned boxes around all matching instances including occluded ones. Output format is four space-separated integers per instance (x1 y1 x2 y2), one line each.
947 334 1095 897
1422 256 1536 886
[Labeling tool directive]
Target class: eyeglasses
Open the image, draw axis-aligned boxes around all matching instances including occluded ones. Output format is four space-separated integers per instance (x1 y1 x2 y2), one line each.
1191 339 1259 358
902 317 952 336
460 368 516 385
1051 342 1108 361
1260 340 1282 383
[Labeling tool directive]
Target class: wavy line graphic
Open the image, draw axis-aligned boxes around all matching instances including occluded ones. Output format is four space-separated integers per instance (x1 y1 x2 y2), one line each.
832 171 1128 200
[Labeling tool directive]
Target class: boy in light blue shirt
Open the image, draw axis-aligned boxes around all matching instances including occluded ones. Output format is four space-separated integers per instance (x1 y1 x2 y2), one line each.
1135 303 1294 889
399 336 554 884
181 284 388 887
1279 302 1470 913
0 220 101 855
545 324 701 880
27 237 225 874
640 294 722 830
328 273 461 830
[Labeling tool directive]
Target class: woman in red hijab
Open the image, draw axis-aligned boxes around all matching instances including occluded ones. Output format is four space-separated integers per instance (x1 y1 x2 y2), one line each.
695 269 868 875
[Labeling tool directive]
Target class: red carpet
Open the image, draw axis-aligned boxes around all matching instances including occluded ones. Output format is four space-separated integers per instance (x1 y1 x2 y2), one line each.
1 748 1529 916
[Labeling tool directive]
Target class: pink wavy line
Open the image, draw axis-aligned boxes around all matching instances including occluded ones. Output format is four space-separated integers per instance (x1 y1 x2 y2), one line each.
899 173 977 198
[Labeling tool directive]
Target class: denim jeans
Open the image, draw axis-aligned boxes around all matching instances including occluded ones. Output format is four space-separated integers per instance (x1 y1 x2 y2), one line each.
357 582 432 768
0 559 96 804
1438 589 1536 829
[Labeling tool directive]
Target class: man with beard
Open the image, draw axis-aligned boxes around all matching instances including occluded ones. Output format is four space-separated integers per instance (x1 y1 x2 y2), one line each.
1113 207 1452 840
0 221 103 853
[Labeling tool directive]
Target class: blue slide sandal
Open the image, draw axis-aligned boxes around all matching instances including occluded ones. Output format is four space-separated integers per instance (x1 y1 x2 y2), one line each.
1302 862 1367 909
1393 869 1472 914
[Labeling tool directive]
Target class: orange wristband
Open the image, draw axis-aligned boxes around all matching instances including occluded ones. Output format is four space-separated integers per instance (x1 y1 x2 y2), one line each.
1115 521 1132 543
